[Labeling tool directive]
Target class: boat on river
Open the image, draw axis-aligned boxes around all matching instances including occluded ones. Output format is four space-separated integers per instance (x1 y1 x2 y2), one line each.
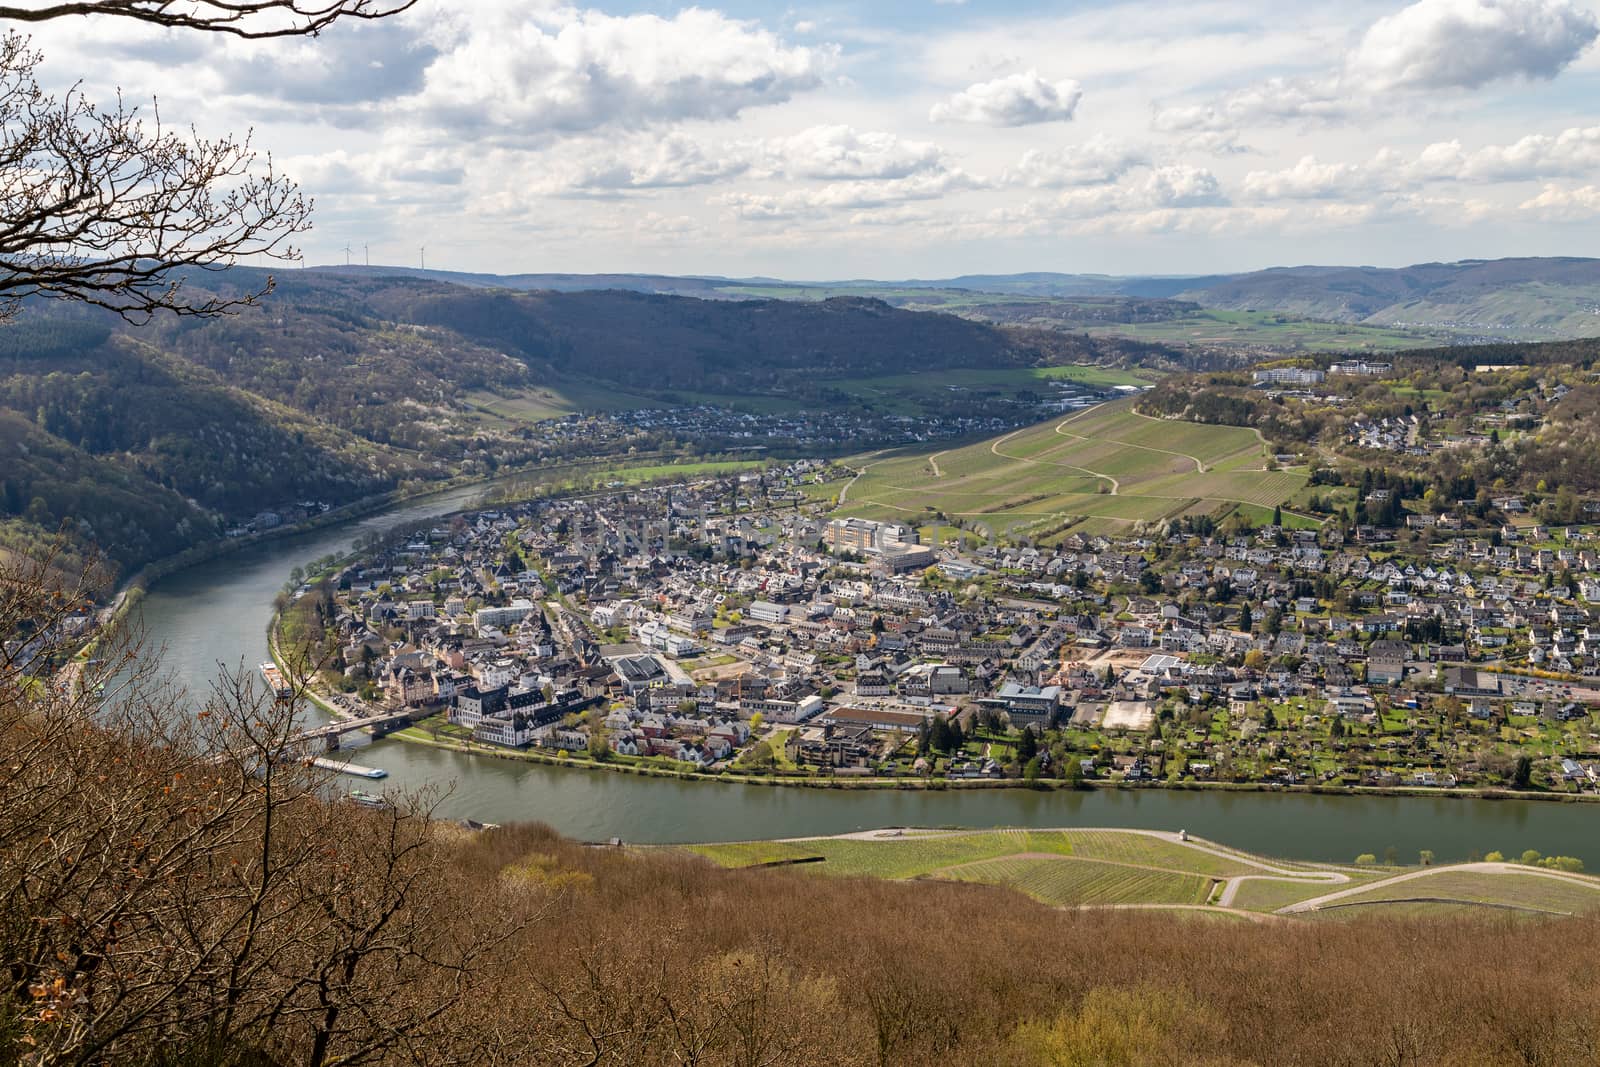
259 661 292 700
347 789 390 809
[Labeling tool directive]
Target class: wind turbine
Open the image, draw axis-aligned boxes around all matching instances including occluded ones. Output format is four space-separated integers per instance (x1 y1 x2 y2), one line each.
363 243 370 267
342 243 353 266
419 246 426 270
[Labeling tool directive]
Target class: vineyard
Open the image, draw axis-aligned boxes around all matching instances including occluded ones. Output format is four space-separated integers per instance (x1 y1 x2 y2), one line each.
836 398 1308 542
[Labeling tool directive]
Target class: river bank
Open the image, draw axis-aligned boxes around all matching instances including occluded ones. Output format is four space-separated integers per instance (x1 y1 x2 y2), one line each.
134 467 1600 862
355 717 1600 804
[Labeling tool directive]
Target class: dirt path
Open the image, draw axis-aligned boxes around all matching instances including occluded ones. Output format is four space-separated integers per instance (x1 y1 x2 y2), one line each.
1057 410 1207 475
1279 861 1600 913
836 450 888 505
984 414 1122 494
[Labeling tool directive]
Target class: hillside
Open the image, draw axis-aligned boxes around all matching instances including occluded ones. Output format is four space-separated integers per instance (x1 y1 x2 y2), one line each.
834 398 1301 541
372 257 1600 346
1178 257 1600 340
0 271 1167 575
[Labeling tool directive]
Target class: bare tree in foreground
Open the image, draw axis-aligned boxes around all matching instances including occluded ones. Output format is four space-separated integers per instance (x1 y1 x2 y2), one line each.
0 2 416 39
0 0 416 322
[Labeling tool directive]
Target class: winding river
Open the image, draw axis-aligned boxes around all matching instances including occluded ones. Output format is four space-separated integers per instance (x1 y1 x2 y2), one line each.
134 485 1600 864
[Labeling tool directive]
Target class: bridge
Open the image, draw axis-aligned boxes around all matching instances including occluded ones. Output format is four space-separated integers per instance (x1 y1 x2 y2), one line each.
290 707 421 749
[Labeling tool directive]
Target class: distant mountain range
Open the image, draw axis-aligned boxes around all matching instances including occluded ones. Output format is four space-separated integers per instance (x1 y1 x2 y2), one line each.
316 256 1600 340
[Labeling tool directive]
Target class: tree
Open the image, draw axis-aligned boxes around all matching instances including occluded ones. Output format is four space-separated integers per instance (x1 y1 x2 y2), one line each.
1017 728 1038 761
0 1 415 322
1419 849 1435 866
1512 755 1533 789
0 545 521 1064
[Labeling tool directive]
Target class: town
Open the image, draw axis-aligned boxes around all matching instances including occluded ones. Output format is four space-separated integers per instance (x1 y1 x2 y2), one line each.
278 451 1600 797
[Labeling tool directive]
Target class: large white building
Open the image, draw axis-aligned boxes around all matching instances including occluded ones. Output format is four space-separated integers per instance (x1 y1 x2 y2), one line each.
473 599 537 630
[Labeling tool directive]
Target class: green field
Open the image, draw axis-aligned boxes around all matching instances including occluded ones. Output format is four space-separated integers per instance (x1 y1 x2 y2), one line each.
1082 309 1437 352
837 398 1306 540
1305 869 1600 917
684 829 1077 879
940 856 1213 906
681 831 1600 921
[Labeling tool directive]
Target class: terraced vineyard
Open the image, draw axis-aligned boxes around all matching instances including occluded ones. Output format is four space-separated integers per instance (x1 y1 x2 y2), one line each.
1063 830 1259 878
1306 869 1600 917
938 856 1213 906
838 398 1307 541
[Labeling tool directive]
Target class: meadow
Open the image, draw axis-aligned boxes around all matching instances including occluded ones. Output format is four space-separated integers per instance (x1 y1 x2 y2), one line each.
836 398 1308 540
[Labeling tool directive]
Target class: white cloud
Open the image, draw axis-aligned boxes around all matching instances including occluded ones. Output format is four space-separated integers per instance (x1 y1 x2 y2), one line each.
1054 164 1226 218
1520 183 1600 218
719 170 985 220
1347 0 1599 91
555 134 751 194
1243 155 1375 200
762 126 948 180
1154 0 1599 138
930 70 1082 126
1433 125 1600 180
1152 77 1347 133
1002 136 1148 188
410 7 835 139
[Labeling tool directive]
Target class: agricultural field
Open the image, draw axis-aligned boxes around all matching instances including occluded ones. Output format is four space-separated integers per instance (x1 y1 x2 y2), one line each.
939 856 1212 906
1081 309 1438 352
680 830 1600 921
837 398 1307 541
1296 868 1600 918
684 829 1076 879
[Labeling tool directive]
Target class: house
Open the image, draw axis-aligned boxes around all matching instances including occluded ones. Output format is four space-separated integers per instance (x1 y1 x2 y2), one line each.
1366 640 1408 685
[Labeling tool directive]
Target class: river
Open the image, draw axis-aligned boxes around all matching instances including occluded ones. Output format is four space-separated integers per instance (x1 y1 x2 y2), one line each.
134 484 1600 864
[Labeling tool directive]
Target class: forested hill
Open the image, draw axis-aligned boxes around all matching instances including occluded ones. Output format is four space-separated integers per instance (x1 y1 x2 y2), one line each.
0 268 1166 576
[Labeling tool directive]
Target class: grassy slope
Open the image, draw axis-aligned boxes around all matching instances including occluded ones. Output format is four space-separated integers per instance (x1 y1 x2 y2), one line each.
837 398 1304 540
942 856 1213 906
1311 869 1600 916
683 829 1600 921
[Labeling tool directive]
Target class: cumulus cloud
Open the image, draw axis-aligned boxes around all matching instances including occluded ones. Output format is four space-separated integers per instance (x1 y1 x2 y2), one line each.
1154 0 1598 138
719 170 985 220
1520 183 1600 218
555 134 751 194
762 126 948 180
1243 155 1375 200
1413 125 1600 181
409 7 833 139
1002 136 1148 188
1152 77 1347 133
1054 164 1226 218
1347 0 1598 91
930 70 1082 126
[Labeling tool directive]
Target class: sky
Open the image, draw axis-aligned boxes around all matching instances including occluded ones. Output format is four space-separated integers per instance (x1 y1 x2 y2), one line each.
25 0 1600 278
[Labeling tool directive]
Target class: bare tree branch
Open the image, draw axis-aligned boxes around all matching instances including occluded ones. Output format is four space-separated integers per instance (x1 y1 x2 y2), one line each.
0 33 313 323
0 0 417 39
